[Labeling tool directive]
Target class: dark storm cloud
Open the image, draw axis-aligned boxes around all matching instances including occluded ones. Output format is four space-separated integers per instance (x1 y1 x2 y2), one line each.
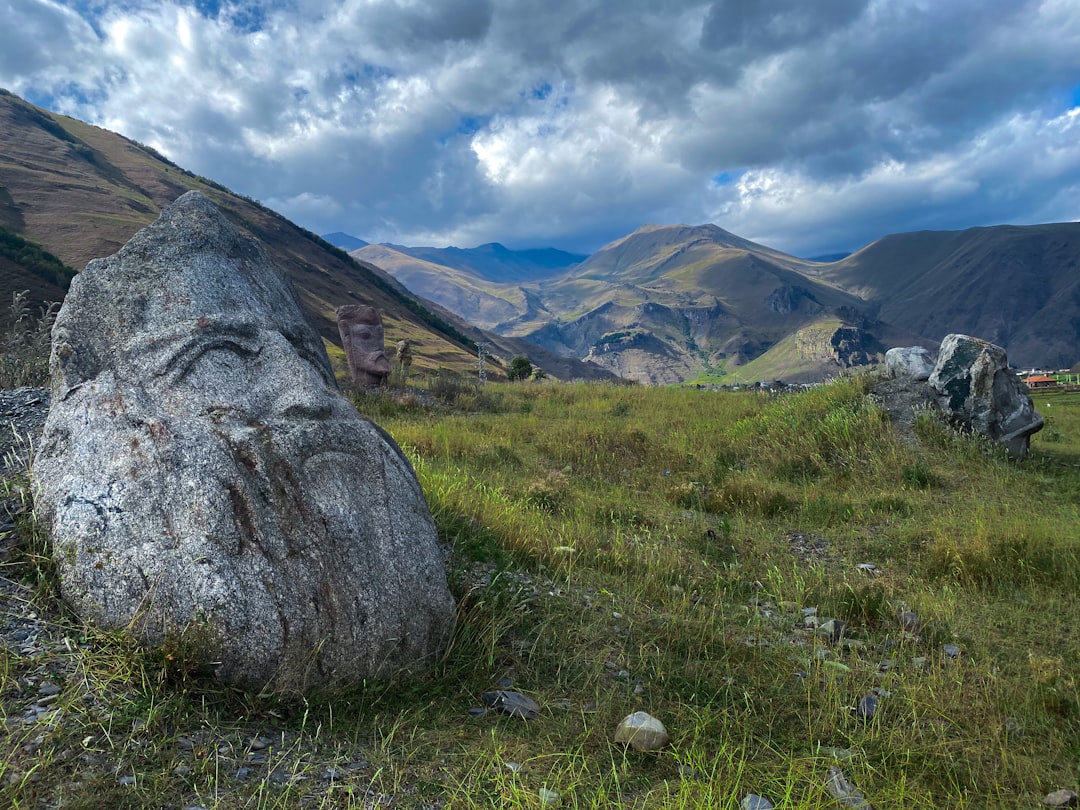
1 0 1078 255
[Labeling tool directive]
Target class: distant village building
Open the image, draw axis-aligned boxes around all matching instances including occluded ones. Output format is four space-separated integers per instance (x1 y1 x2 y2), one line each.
1023 374 1059 390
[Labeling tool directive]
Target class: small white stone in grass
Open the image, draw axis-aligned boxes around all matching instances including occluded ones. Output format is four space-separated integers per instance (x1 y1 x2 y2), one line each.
614 711 670 752
741 794 774 810
1043 789 1079 808
538 787 561 806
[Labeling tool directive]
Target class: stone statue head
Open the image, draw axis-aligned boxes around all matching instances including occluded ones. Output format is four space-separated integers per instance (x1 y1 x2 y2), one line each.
32 192 455 691
336 304 390 386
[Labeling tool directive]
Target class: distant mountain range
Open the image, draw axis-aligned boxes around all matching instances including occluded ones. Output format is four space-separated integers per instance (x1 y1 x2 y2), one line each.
2 86 1075 387
332 221 1080 383
0 89 613 383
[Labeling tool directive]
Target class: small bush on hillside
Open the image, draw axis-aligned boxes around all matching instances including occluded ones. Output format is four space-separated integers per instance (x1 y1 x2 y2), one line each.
507 355 533 381
430 368 475 404
0 290 57 389
0 226 76 289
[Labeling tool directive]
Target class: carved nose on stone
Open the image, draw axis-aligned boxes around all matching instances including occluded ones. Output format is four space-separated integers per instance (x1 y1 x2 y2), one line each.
267 343 336 420
275 382 334 420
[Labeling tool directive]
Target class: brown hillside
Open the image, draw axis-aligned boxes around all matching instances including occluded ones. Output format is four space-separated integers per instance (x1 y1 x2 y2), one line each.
812 223 1080 368
0 89 614 381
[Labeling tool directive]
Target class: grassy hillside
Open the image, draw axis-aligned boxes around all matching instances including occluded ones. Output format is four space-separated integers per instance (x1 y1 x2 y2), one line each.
4 378 1080 807
352 244 531 329
0 89 490 379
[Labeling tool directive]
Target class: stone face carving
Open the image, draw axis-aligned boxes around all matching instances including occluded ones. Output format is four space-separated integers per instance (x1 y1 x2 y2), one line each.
32 191 456 691
928 333 1043 459
336 304 391 386
885 346 936 381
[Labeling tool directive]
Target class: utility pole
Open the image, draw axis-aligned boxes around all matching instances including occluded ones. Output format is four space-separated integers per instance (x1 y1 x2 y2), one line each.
475 341 489 385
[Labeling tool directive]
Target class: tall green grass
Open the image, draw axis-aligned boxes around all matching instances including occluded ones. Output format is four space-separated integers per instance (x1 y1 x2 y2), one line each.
4 378 1080 808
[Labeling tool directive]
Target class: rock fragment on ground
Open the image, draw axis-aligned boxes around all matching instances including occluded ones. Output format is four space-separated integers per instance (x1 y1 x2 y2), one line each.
741 794 774 810
1044 789 1079 808
482 690 541 719
614 711 669 752
826 766 875 809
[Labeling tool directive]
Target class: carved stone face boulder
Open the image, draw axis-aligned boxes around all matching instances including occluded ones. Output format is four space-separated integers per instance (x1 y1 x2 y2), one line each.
336 305 391 386
32 191 456 692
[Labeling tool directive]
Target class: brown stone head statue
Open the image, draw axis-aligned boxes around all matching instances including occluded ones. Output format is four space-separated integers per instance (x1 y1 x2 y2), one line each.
336 304 391 386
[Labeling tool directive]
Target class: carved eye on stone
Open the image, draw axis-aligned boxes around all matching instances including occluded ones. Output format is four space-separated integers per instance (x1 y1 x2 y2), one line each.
169 339 262 387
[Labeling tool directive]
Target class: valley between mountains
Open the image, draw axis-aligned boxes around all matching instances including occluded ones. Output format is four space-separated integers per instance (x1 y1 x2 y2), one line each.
345 221 1080 385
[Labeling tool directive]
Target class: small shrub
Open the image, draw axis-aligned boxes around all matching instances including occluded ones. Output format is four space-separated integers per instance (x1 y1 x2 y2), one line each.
430 368 474 405
714 475 793 517
902 460 935 489
520 469 568 514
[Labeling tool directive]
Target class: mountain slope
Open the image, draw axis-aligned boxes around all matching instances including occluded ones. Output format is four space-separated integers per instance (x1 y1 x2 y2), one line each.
0 89 612 381
361 218 1080 383
386 242 585 283
810 224 1080 368
323 232 369 251
506 224 893 383
350 244 534 329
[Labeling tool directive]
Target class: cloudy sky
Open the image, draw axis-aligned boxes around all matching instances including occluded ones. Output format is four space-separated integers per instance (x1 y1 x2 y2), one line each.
3 0 1080 257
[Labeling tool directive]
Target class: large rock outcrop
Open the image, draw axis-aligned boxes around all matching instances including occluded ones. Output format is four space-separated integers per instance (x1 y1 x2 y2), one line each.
928 334 1043 459
32 191 456 692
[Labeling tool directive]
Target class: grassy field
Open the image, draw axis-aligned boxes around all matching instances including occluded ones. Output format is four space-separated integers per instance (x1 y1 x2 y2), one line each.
3 377 1080 808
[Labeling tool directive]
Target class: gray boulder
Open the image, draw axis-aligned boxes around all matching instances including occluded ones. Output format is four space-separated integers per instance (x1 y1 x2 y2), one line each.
32 191 456 692
884 346 935 381
928 334 1043 459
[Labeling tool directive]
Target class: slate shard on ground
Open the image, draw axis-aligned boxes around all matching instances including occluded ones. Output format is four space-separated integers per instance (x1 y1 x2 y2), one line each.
855 695 878 720
1043 788 1079 808
613 711 670 752
31 191 456 693
826 767 876 809
741 794 775 810
482 690 541 719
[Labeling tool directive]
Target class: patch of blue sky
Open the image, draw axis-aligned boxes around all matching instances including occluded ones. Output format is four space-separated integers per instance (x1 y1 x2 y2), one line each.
343 63 395 85
188 0 273 33
521 80 571 111
456 115 489 136
67 0 106 38
1049 83 1080 114
27 80 107 113
712 170 744 186
20 89 59 112
436 114 491 145
531 81 553 101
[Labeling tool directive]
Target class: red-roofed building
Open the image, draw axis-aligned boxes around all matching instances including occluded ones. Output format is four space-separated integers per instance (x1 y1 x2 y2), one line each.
1024 374 1059 389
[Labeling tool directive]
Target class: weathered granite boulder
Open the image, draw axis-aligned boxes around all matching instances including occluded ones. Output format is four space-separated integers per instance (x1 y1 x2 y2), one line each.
928 334 1043 459
336 304 391 386
32 191 456 692
885 346 936 381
